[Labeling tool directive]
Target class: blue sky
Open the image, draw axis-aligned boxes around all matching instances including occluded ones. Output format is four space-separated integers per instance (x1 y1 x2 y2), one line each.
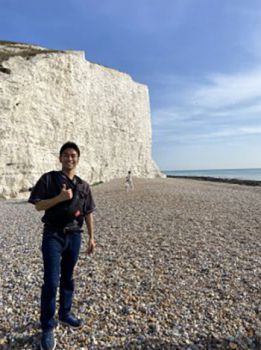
1 0 261 170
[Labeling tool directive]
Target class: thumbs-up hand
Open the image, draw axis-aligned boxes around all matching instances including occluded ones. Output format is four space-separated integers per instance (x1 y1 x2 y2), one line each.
58 184 73 202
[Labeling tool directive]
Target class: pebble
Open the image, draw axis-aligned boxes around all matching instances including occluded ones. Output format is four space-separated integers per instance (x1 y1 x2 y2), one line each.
0 178 261 349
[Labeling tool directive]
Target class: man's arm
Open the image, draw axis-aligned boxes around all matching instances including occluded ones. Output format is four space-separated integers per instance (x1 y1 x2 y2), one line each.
35 184 73 211
85 213 95 254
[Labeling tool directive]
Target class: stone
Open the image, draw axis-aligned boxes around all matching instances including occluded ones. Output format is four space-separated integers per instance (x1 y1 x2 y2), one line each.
2 178 261 349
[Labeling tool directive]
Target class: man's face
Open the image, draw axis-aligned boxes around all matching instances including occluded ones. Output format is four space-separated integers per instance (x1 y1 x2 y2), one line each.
59 148 79 171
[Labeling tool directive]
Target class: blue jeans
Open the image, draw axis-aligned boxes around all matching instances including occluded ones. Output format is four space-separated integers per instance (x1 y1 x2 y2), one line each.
40 229 81 331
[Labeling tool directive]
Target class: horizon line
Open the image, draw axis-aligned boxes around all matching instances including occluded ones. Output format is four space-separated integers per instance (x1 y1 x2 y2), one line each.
161 167 261 172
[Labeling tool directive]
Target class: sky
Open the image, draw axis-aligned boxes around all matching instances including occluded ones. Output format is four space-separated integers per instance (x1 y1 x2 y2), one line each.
1 0 261 170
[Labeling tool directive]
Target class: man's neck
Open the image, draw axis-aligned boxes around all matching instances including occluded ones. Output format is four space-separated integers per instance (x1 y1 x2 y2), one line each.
62 169 76 180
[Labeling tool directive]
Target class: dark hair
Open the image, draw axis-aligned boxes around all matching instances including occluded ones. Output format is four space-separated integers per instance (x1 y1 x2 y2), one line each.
59 142 80 157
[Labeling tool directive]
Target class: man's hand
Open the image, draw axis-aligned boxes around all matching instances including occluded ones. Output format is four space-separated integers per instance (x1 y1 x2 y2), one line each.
85 213 95 255
87 238 96 255
58 184 73 202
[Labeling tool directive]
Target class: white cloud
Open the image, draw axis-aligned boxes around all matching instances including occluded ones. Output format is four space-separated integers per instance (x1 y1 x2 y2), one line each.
152 66 261 146
191 69 261 109
156 124 261 138
197 126 261 140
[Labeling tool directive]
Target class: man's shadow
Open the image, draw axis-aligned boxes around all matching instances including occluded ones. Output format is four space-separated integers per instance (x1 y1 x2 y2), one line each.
2 322 40 350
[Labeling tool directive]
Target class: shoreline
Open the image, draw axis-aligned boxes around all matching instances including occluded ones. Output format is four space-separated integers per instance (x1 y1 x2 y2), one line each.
167 175 261 186
1 175 261 201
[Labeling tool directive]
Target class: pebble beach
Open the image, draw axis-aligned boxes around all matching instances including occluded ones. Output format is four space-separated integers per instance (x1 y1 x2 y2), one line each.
0 178 261 350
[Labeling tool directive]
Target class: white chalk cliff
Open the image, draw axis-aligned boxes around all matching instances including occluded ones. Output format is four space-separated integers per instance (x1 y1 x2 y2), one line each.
0 41 162 198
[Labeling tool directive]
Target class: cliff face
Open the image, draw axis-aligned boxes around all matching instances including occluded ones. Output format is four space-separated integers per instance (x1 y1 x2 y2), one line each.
0 41 162 198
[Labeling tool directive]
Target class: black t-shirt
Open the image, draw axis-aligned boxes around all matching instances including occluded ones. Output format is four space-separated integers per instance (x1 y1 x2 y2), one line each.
28 171 96 229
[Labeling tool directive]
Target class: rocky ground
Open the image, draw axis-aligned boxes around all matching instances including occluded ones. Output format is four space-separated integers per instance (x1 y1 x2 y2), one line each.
0 178 260 350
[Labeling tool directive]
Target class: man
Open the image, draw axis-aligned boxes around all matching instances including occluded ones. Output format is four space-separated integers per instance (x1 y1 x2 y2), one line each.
125 170 134 192
28 142 96 350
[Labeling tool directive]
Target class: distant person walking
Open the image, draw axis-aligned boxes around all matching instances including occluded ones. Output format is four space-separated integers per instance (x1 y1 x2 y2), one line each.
125 170 134 192
28 142 96 350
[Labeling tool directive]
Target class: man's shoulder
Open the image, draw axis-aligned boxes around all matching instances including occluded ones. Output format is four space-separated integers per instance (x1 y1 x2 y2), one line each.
75 175 91 190
40 170 60 181
29 171 60 204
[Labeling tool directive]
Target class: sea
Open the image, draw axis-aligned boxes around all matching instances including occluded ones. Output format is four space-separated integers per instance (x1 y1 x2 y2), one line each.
163 168 261 181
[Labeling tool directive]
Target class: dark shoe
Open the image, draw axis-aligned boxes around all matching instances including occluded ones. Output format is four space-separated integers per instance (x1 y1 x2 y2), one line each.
59 314 82 328
40 330 56 350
